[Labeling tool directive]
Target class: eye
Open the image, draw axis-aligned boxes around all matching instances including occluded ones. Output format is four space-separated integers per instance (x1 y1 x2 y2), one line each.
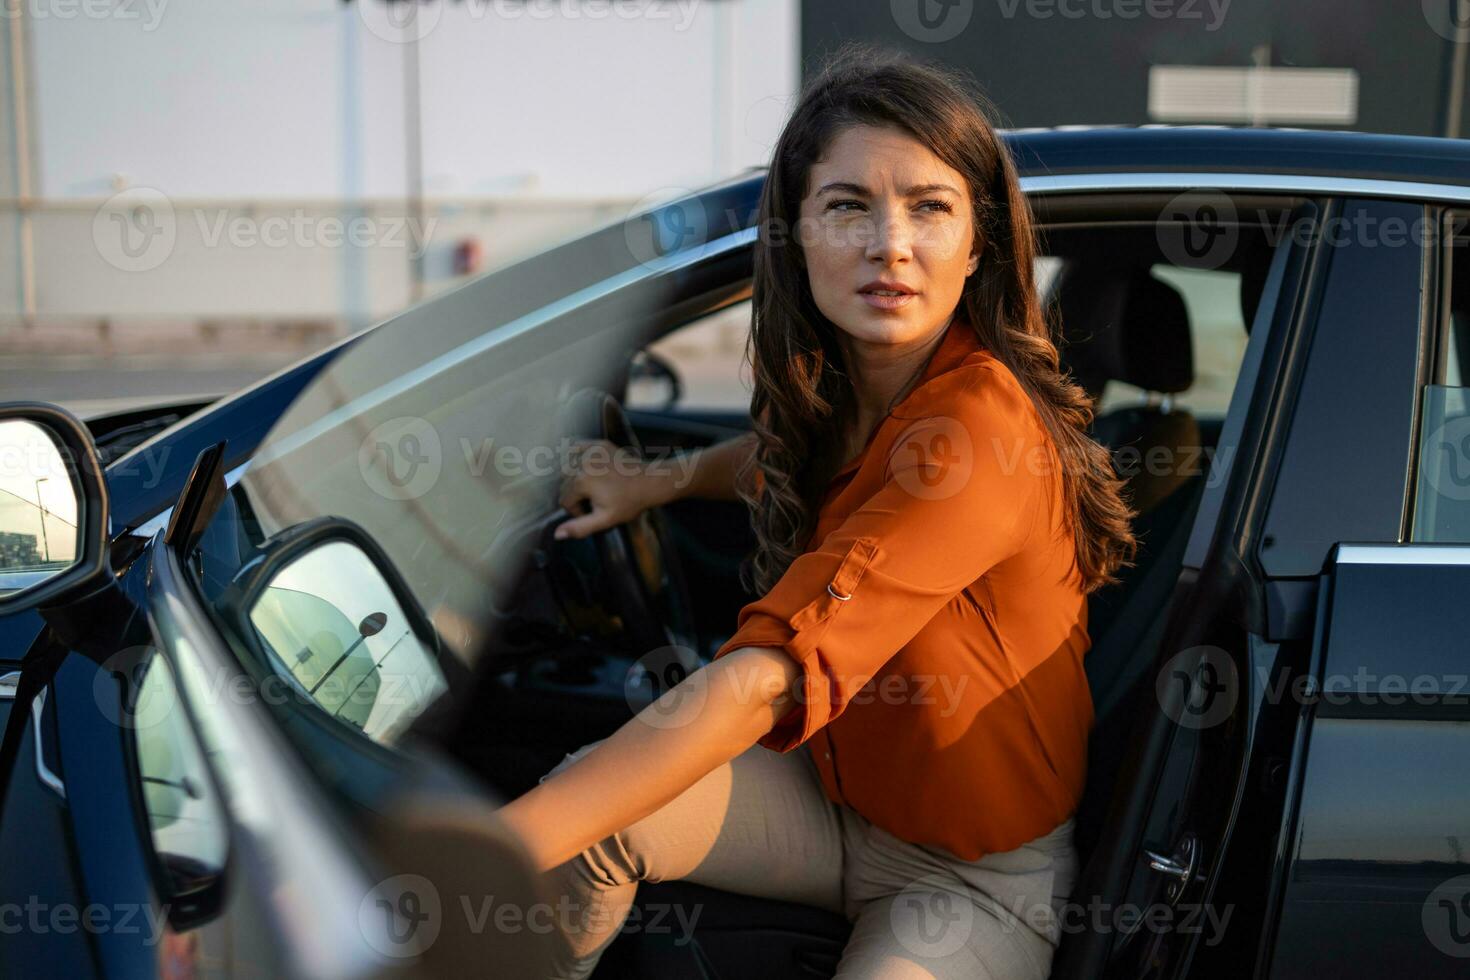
826 199 864 213
918 199 955 214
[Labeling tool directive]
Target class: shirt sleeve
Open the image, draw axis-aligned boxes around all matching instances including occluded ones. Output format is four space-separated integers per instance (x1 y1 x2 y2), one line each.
712 363 1058 752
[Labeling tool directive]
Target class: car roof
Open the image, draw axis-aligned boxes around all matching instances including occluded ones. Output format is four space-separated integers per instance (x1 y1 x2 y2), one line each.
1000 125 1470 188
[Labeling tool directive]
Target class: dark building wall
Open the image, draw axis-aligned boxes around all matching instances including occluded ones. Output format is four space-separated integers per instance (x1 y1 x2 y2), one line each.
802 0 1468 137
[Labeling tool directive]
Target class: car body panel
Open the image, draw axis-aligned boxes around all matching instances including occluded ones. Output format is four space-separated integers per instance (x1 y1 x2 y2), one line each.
1265 546 1470 978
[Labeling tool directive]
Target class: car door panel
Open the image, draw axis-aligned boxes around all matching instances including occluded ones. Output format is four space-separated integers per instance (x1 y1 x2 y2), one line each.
1264 546 1470 977
0 667 99 979
52 648 178 978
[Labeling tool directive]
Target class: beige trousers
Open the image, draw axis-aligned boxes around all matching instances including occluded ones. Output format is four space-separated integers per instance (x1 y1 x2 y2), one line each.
535 737 1078 979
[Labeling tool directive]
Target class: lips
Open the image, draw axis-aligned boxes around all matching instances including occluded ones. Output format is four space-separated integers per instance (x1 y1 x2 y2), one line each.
858 280 918 296
858 283 918 311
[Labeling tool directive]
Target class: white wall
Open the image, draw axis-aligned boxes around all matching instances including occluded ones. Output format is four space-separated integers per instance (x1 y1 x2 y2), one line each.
32 0 797 199
9 0 799 323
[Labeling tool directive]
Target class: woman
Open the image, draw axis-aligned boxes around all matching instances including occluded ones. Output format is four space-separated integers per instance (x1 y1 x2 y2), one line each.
496 43 1136 979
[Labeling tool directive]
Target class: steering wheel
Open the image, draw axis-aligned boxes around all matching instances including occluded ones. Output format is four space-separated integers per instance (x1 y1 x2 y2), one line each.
558 389 701 670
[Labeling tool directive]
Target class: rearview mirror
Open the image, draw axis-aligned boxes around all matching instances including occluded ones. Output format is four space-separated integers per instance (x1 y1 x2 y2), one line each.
0 403 110 615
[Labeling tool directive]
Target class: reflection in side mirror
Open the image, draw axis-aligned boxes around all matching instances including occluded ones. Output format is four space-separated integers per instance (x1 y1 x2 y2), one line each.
0 402 111 615
358 610 387 637
246 538 448 746
0 420 80 599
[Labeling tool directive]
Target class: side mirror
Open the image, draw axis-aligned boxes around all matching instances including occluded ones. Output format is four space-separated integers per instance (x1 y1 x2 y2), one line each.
0 402 110 615
215 516 458 749
627 349 684 411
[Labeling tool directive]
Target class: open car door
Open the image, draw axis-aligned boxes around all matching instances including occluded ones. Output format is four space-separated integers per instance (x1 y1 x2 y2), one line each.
1259 544 1470 977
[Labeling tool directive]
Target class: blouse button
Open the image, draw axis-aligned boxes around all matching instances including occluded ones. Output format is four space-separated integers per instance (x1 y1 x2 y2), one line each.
824 751 831 760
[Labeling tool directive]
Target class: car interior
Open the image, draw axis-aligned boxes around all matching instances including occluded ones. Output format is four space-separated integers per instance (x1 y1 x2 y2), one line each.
426 195 1291 978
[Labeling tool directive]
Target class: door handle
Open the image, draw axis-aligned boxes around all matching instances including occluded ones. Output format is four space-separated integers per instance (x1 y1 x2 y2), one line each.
32 687 66 800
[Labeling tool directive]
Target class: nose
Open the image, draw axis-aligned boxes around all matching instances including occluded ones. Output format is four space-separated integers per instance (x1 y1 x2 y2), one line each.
862 206 914 266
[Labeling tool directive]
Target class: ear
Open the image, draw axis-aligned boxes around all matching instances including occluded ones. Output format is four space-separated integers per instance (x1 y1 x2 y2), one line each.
965 251 980 277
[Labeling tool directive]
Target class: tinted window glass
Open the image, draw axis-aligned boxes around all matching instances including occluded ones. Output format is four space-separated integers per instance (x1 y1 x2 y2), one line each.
1096 264 1250 419
133 654 229 913
1411 212 1470 542
1259 200 1425 576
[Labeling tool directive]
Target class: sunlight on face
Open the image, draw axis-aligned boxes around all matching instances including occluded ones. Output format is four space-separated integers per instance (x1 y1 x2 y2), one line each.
798 124 978 350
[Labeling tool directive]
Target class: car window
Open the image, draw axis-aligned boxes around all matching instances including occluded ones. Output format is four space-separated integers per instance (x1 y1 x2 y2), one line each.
1410 211 1470 542
1095 264 1249 419
626 256 1071 415
1258 199 1426 576
628 299 754 413
175 184 759 767
132 653 229 920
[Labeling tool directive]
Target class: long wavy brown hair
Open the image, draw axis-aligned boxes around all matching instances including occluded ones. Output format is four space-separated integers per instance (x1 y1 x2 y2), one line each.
734 43 1136 598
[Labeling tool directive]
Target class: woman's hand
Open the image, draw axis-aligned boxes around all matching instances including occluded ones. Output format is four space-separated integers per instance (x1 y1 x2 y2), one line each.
554 438 674 540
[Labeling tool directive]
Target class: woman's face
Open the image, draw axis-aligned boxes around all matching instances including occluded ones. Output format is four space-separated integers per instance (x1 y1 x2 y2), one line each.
798 123 979 349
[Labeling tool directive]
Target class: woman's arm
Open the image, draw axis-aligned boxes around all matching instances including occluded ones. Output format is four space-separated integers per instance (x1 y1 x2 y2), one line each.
555 431 756 540
494 644 800 871
666 430 758 503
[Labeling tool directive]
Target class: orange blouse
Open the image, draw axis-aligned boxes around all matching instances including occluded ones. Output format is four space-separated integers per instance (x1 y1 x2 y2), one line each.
712 312 1093 861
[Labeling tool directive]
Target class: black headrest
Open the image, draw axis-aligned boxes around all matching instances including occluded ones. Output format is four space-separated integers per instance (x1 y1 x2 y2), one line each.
1058 266 1193 400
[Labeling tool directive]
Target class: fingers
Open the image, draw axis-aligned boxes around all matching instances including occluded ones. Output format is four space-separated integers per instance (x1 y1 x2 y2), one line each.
554 512 606 540
553 437 640 540
557 472 587 514
555 474 611 540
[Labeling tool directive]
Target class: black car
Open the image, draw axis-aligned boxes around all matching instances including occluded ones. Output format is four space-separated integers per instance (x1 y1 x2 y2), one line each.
2 126 1469 979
